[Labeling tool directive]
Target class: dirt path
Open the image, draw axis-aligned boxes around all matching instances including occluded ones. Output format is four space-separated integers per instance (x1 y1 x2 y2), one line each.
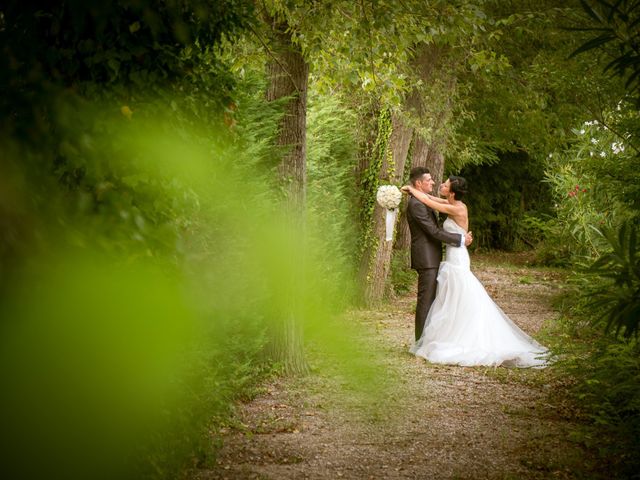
194 253 585 480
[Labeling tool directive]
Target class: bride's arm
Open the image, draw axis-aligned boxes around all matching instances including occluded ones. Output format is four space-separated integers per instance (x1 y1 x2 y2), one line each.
402 185 461 216
426 195 449 205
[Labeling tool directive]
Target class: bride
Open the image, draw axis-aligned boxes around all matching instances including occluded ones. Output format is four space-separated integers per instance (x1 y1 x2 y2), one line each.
401 176 548 368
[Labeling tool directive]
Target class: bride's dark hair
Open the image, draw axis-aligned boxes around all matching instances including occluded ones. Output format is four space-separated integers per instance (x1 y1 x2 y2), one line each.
449 175 468 200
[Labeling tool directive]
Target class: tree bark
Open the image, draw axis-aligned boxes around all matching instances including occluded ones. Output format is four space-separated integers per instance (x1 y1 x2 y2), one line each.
395 204 412 254
263 15 309 374
265 22 309 209
362 112 413 306
395 44 452 260
395 133 446 252
419 135 446 191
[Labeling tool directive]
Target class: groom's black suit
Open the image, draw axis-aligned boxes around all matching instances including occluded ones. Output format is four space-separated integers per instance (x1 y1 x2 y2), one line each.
406 195 462 340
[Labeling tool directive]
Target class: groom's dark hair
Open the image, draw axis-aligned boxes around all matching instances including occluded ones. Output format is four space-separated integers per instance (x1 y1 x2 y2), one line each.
409 166 430 186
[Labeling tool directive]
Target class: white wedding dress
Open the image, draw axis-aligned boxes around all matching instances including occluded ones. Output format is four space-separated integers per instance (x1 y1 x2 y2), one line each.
410 218 548 368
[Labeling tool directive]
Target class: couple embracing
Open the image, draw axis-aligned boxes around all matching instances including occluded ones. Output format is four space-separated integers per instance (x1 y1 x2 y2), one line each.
403 167 547 368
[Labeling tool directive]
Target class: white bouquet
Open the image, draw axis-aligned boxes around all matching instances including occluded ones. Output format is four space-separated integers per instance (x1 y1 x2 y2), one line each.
376 185 402 210
376 185 402 241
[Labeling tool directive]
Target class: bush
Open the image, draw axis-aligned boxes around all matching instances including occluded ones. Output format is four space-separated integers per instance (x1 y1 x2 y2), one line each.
548 222 640 478
306 91 361 307
544 113 639 262
459 150 553 251
390 250 416 296
550 312 640 478
583 223 640 339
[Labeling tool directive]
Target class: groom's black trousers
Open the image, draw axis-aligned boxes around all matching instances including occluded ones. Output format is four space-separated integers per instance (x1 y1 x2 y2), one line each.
415 268 438 341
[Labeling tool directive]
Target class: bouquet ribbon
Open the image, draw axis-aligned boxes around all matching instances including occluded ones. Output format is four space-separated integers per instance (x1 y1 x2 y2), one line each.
385 208 397 241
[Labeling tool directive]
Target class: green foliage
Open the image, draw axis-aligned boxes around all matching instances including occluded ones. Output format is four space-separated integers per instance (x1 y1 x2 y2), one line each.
453 0 627 164
306 91 360 305
0 95 390 478
0 248 274 480
0 101 274 478
539 7 640 469
584 223 640 339
227 58 289 176
0 5 332 478
544 112 639 262
458 150 553 251
359 109 392 262
5 1 640 477
0 1 254 137
515 213 556 248
390 250 416 296
0 5 400 475
549 303 640 478
570 0 640 102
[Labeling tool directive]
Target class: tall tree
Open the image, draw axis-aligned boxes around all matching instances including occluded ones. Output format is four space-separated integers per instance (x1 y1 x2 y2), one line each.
261 6 310 373
396 43 454 254
362 111 413 305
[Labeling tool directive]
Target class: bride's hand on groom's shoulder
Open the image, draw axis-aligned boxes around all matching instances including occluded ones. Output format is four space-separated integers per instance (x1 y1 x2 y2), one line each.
401 185 412 193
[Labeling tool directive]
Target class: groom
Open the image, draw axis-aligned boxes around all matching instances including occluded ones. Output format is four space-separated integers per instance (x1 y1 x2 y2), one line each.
406 167 473 341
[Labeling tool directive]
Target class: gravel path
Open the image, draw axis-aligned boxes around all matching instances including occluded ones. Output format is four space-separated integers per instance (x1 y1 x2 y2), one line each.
194 253 588 480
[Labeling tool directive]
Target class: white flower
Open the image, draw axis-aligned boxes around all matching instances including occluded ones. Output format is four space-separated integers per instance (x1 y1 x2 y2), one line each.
611 142 625 154
579 129 585 134
591 138 598 144
600 151 606 157
376 185 402 210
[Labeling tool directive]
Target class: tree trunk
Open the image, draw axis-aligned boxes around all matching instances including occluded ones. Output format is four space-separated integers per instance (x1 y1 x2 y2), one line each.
418 135 446 192
264 16 309 374
395 44 452 261
395 204 412 254
362 112 413 306
394 133 446 257
265 23 308 208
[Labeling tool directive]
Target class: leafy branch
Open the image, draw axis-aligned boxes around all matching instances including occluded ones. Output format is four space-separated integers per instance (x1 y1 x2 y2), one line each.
569 0 640 101
585 222 640 339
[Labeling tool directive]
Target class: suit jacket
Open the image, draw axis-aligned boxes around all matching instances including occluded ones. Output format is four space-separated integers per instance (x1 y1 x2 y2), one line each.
406 195 462 270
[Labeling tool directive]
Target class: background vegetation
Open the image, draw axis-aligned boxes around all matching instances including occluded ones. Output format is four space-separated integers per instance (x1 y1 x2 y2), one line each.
1 0 639 478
